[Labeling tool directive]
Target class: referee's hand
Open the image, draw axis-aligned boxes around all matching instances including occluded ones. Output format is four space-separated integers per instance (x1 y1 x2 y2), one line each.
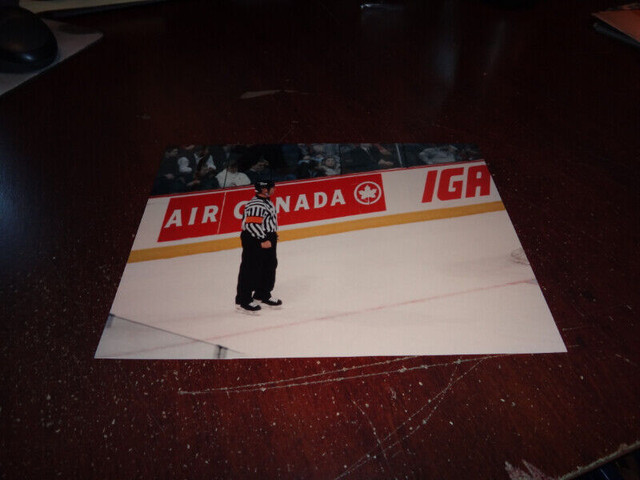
261 240 272 249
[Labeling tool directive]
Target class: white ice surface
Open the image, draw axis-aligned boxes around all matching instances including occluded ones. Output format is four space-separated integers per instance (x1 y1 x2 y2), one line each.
96 211 567 359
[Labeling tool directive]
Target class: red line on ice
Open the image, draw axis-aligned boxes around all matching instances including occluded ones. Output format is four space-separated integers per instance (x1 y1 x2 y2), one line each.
206 278 535 342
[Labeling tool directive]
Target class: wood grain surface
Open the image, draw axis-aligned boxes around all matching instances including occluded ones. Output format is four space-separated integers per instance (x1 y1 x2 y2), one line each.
1 0 639 478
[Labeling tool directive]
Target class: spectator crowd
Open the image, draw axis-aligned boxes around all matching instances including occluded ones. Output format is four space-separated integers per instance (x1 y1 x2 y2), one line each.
151 143 482 196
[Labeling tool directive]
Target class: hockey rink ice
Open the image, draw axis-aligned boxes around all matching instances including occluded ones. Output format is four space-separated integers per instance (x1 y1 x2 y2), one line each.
95 210 567 359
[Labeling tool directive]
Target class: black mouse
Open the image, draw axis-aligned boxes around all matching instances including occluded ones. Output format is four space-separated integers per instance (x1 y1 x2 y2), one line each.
0 6 58 73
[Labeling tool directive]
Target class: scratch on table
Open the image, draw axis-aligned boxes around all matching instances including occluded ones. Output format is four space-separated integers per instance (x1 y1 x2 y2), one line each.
614 353 638 367
351 398 392 472
178 355 504 395
278 120 298 143
179 356 412 394
335 358 487 480
240 89 308 99
505 460 554 480
560 325 588 331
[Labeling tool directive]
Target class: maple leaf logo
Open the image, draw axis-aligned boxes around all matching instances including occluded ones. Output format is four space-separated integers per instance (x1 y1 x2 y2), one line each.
359 185 378 202
354 181 383 205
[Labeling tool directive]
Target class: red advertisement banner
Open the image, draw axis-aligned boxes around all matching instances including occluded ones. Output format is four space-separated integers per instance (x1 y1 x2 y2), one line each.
158 173 386 242
421 163 492 203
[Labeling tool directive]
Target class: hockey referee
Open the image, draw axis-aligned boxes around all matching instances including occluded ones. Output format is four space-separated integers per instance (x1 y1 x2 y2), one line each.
235 180 283 314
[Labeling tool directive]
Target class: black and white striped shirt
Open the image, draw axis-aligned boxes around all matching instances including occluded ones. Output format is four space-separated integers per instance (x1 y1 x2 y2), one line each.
242 196 278 240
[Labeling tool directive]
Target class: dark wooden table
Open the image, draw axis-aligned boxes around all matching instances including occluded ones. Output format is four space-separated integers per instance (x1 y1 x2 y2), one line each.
1 0 639 478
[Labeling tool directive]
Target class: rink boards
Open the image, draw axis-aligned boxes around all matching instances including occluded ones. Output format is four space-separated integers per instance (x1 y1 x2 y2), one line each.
128 161 503 262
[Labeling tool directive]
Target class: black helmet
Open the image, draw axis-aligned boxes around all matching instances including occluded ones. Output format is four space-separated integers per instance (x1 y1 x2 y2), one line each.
255 180 275 192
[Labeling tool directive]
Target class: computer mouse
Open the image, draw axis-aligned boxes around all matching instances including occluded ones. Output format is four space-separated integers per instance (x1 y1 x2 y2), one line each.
0 6 58 73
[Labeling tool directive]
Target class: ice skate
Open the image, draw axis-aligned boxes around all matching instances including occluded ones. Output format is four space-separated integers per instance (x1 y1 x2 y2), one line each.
235 301 261 315
254 296 283 309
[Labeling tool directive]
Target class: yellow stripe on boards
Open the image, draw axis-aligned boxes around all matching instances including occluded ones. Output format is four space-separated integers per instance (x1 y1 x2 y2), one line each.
128 237 241 263
127 201 505 263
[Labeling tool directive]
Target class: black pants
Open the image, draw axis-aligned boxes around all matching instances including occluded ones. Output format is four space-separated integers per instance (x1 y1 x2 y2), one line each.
235 231 278 305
